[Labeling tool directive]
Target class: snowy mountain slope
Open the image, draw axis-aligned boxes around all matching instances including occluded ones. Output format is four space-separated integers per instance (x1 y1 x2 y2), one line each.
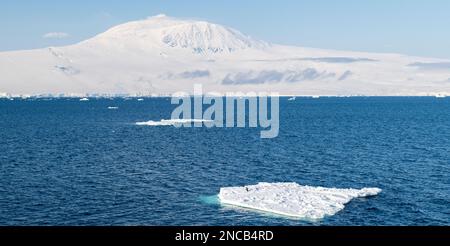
1 14 450 96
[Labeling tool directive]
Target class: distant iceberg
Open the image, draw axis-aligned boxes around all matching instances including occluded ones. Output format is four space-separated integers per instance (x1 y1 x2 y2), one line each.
136 119 213 126
79 98 89 101
108 106 119 109
218 182 381 220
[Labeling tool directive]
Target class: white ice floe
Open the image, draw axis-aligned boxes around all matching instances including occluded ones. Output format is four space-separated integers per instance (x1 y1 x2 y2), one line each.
108 106 119 109
287 96 296 101
218 182 381 220
136 119 213 126
79 98 89 101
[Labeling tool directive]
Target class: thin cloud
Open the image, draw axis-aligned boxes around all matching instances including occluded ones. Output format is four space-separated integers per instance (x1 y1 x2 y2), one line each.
408 62 450 70
222 69 336 84
43 32 70 39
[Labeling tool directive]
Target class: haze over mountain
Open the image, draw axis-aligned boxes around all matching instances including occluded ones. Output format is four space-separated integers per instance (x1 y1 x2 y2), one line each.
1 14 450 96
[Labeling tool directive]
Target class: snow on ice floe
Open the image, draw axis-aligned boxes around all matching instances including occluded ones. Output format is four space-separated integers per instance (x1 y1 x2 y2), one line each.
136 119 213 126
218 182 381 220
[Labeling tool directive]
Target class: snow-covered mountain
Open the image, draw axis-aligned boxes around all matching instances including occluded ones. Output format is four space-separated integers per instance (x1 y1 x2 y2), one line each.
1 14 450 96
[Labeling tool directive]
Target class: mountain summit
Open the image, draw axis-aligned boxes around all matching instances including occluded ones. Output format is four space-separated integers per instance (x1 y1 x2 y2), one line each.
87 14 269 54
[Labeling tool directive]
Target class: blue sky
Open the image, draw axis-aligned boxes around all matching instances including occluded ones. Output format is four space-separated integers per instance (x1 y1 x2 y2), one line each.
2 0 450 58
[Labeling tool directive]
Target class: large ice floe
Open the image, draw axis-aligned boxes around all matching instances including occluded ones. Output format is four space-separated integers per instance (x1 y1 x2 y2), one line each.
218 182 381 220
136 119 212 126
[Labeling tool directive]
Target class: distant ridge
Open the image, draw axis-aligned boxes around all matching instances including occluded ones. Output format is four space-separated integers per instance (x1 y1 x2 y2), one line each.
0 14 450 96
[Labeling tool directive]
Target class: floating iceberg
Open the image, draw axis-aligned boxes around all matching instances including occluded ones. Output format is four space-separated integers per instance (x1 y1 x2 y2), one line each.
108 106 119 109
218 182 381 220
287 97 296 101
136 119 213 126
79 98 89 101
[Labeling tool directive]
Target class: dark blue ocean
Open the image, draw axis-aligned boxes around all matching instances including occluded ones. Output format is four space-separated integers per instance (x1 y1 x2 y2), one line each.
1 97 449 225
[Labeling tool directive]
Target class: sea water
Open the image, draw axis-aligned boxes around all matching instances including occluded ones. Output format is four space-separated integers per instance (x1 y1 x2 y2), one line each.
0 97 449 225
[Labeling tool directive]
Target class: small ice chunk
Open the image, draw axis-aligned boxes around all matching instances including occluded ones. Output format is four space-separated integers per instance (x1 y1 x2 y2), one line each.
108 106 119 109
218 182 381 220
136 119 213 126
79 98 89 101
